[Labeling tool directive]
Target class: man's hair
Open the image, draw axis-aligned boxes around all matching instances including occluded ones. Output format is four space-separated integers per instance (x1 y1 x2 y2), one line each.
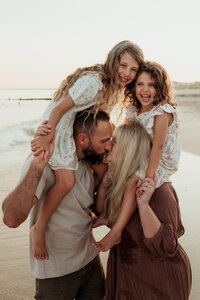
73 108 110 138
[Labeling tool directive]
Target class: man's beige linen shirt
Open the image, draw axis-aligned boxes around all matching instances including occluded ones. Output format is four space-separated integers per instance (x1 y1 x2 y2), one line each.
21 157 98 279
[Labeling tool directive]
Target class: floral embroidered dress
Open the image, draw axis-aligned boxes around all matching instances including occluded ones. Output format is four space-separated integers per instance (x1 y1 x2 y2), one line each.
126 103 181 188
40 74 103 170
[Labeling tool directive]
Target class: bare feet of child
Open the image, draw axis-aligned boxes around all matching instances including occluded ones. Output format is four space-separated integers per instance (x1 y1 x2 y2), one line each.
30 224 49 260
92 230 122 252
92 213 109 228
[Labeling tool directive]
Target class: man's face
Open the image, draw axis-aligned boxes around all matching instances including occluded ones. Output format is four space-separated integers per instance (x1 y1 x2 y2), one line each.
83 120 112 164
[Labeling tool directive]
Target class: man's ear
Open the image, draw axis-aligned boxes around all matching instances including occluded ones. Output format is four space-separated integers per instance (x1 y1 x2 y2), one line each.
78 133 89 147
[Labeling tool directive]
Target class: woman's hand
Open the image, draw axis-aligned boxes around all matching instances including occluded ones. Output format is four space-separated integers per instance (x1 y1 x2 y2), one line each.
136 175 156 206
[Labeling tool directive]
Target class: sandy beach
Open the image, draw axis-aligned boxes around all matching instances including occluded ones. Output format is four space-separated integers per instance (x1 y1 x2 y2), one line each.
0 93 200 299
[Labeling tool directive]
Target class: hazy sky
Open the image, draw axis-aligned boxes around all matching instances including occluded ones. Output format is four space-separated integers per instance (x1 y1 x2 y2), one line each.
1 0 200 88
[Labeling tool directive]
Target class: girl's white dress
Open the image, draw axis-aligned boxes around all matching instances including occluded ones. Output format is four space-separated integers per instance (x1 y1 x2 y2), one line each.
125 103 181 188
40 74 103 170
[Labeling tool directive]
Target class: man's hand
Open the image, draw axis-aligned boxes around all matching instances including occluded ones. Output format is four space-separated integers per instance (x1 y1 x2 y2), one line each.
32 136 55 170
31 121 55 160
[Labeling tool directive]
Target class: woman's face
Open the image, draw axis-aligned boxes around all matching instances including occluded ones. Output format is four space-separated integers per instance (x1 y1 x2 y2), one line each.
135 71 157 112
117 52 139 87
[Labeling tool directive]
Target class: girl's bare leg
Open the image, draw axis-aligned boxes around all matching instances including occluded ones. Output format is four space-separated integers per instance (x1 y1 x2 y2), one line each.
30 169 75 260
92 181 137 252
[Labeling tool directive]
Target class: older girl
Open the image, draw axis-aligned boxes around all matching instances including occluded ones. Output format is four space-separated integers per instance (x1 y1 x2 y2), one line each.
30 40 144 260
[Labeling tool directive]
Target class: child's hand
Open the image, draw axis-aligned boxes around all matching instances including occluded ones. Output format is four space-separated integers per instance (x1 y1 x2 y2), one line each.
31 121 54 157
33 137 55 170
136 174 157 206
31 134 53 157
33 120 51 137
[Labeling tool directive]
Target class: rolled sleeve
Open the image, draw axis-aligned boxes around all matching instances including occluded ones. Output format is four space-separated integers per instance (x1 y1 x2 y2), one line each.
143 223 178 260
142 183 185 261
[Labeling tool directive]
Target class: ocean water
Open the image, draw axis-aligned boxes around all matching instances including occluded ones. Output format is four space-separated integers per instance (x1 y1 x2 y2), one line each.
0 89 54 151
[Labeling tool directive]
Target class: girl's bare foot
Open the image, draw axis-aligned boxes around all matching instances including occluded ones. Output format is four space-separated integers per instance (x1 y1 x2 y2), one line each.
30 224 49 260
92 230 121 252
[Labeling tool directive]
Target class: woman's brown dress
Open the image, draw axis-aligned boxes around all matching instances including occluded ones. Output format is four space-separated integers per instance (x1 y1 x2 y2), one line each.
105 183 192 300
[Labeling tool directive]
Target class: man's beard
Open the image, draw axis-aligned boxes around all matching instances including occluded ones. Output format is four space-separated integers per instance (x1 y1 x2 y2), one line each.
82 148 106 165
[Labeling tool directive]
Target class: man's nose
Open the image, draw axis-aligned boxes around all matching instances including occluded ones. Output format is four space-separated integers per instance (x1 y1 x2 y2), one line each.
105 140 112 152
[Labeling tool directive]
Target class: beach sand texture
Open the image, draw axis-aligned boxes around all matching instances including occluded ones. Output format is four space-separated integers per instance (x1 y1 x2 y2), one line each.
0 93 200 299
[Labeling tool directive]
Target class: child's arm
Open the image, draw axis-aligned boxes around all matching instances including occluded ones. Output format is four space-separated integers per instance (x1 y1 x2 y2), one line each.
92 175 138 251
31 94 75 156
111 176 138 233
146 112 172 178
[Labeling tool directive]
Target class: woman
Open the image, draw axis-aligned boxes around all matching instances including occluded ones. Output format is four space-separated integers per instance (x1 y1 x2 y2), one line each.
103 121 192 300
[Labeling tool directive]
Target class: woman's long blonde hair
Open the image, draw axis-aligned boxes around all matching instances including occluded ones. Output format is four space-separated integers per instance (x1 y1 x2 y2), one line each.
105 121 151 224
53 41 144 113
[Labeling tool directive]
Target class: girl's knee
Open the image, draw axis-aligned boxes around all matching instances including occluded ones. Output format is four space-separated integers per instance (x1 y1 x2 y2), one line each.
55 170 76 193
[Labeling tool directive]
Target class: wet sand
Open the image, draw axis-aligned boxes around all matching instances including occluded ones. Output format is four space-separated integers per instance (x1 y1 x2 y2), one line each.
0 93 200 299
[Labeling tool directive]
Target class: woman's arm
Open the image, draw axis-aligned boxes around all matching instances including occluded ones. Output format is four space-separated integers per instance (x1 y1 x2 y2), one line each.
146 112 171 178
137 178 181 259
137 177 160 238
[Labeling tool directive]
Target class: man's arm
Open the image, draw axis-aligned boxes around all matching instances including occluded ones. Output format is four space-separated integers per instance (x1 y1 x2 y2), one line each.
2 132 54 228
2 155 47 228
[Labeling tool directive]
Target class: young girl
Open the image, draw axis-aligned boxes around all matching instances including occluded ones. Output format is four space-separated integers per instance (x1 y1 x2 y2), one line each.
92 60 181 252
30 40 144 260
126 60 181 186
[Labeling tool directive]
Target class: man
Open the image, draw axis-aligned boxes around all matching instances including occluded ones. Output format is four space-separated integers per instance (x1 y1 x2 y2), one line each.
2 109 112 300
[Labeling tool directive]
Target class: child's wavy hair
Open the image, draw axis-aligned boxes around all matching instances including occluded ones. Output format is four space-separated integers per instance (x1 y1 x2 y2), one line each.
53 40 144 113
129 61 176 109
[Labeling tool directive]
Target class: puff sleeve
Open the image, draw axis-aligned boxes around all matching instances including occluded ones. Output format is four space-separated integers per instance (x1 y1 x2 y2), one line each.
68 74 103 107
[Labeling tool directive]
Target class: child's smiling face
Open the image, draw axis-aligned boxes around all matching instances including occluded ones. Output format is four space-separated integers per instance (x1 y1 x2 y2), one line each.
117 52 139 87
135 71 157 112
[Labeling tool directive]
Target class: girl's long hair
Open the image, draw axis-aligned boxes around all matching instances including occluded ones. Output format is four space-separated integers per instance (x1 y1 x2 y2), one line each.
105 121 151 224
53 40 144 113
129 61 176 109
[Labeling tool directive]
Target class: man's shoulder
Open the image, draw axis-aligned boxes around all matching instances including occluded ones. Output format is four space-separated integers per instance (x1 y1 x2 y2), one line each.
76 160 93 176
